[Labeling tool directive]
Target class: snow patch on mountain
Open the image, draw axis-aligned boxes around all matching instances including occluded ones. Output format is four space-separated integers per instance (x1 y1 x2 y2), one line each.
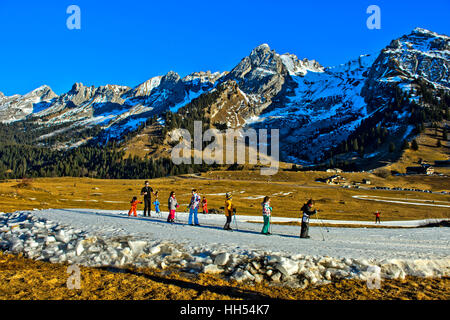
170 88 207 113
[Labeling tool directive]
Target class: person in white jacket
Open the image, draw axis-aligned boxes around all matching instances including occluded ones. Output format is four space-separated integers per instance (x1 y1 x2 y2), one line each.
188 189 201 226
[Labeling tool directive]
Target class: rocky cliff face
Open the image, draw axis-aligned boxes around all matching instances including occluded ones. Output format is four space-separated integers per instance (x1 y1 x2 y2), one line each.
221 43 324 115
202 80 255 128
0 85 57 123
122 70 222 115
362 28 450 113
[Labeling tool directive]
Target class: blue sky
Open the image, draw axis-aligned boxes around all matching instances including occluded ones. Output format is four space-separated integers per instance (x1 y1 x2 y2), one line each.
0 0 449 95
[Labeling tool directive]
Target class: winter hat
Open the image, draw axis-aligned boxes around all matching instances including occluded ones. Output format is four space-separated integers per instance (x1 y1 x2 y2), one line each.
226 192 232 200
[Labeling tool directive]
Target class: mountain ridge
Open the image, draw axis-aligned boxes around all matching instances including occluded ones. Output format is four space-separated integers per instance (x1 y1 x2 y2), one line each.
0 27 448 168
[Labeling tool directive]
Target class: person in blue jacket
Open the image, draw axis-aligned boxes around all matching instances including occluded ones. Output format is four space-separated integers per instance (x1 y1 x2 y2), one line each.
153 191 161 216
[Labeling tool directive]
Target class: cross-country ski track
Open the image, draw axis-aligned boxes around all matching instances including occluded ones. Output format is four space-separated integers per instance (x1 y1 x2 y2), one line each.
352 195 450 208
1 207 448 287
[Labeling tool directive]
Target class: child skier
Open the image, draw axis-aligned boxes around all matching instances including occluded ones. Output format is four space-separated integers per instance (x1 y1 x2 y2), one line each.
224 192 234 230
153 191 161 216
128 196 142 217
261 196 272 235
167 191 179 223
374 211 381 224
300 199 317 238
188 189 201 226
202 196 208 214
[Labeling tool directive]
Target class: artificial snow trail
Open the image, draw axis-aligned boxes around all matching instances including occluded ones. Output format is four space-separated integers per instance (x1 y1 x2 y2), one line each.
2 209 449 286
32 208 450 261
352 195 450 208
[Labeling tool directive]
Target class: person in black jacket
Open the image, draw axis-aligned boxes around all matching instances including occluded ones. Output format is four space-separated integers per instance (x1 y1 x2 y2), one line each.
140 181 155 217
300 199 317 238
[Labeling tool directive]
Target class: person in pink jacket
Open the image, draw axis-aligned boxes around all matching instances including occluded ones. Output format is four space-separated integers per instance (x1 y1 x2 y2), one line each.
167 191 179 223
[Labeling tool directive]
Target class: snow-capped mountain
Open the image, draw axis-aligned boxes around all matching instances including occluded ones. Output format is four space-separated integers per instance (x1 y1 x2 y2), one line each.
0 85 57 123
218 28 449 164
220 43 324 114
249 52 377 163
0 27 448 165
362 27 450 110
0 71 224 143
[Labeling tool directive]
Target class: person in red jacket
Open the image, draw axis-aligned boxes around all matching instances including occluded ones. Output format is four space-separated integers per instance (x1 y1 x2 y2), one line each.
128 196 142 217
202 196 208 214
374 211 381 224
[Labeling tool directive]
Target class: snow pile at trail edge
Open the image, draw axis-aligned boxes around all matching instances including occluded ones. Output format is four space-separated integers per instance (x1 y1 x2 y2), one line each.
0 210 449 289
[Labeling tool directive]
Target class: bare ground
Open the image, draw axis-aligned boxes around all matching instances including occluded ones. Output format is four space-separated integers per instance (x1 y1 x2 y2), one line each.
0 252 448 300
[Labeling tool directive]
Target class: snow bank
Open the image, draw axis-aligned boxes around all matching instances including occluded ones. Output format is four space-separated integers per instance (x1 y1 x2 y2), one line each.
1 210 449 288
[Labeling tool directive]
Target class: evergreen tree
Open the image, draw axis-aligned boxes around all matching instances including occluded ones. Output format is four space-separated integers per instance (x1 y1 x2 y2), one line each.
352 139 359 152
411 139 419 151
401 140 409 150
389 142 395 153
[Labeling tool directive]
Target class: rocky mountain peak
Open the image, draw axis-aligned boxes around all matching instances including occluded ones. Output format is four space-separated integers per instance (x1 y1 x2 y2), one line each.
248 43 279 68
64 82 97 106
70 82 85 93
129 76 162 97
226 44 284 81
159 71 183 92
279 53 324 76
389 27 450 54
31 85 57 101
363 26 450 104
182 71 224 84
250 43 271 55
411 27 441 37
96 84 130 93
162 71 181 83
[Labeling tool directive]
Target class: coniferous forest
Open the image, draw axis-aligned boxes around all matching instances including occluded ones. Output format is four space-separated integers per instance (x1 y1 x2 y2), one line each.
0 117 213 180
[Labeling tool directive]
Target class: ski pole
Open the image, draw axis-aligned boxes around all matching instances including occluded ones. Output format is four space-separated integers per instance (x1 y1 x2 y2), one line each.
315 214 325 241
316 211 329 233
185 205 190 224
269 214 272 234
313 211 326 241
233 213 238 231
269 207 273 234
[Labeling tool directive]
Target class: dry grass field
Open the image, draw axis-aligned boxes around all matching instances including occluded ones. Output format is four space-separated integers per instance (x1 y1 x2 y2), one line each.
1 252 448 300
0 169 448 222
1 172 448 301
386 125 449 175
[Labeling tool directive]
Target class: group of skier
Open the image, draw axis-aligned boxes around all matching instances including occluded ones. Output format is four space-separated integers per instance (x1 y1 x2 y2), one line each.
128 181 321 238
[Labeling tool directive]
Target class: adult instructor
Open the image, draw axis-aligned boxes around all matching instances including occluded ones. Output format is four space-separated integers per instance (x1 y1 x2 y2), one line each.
141 181 156 217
